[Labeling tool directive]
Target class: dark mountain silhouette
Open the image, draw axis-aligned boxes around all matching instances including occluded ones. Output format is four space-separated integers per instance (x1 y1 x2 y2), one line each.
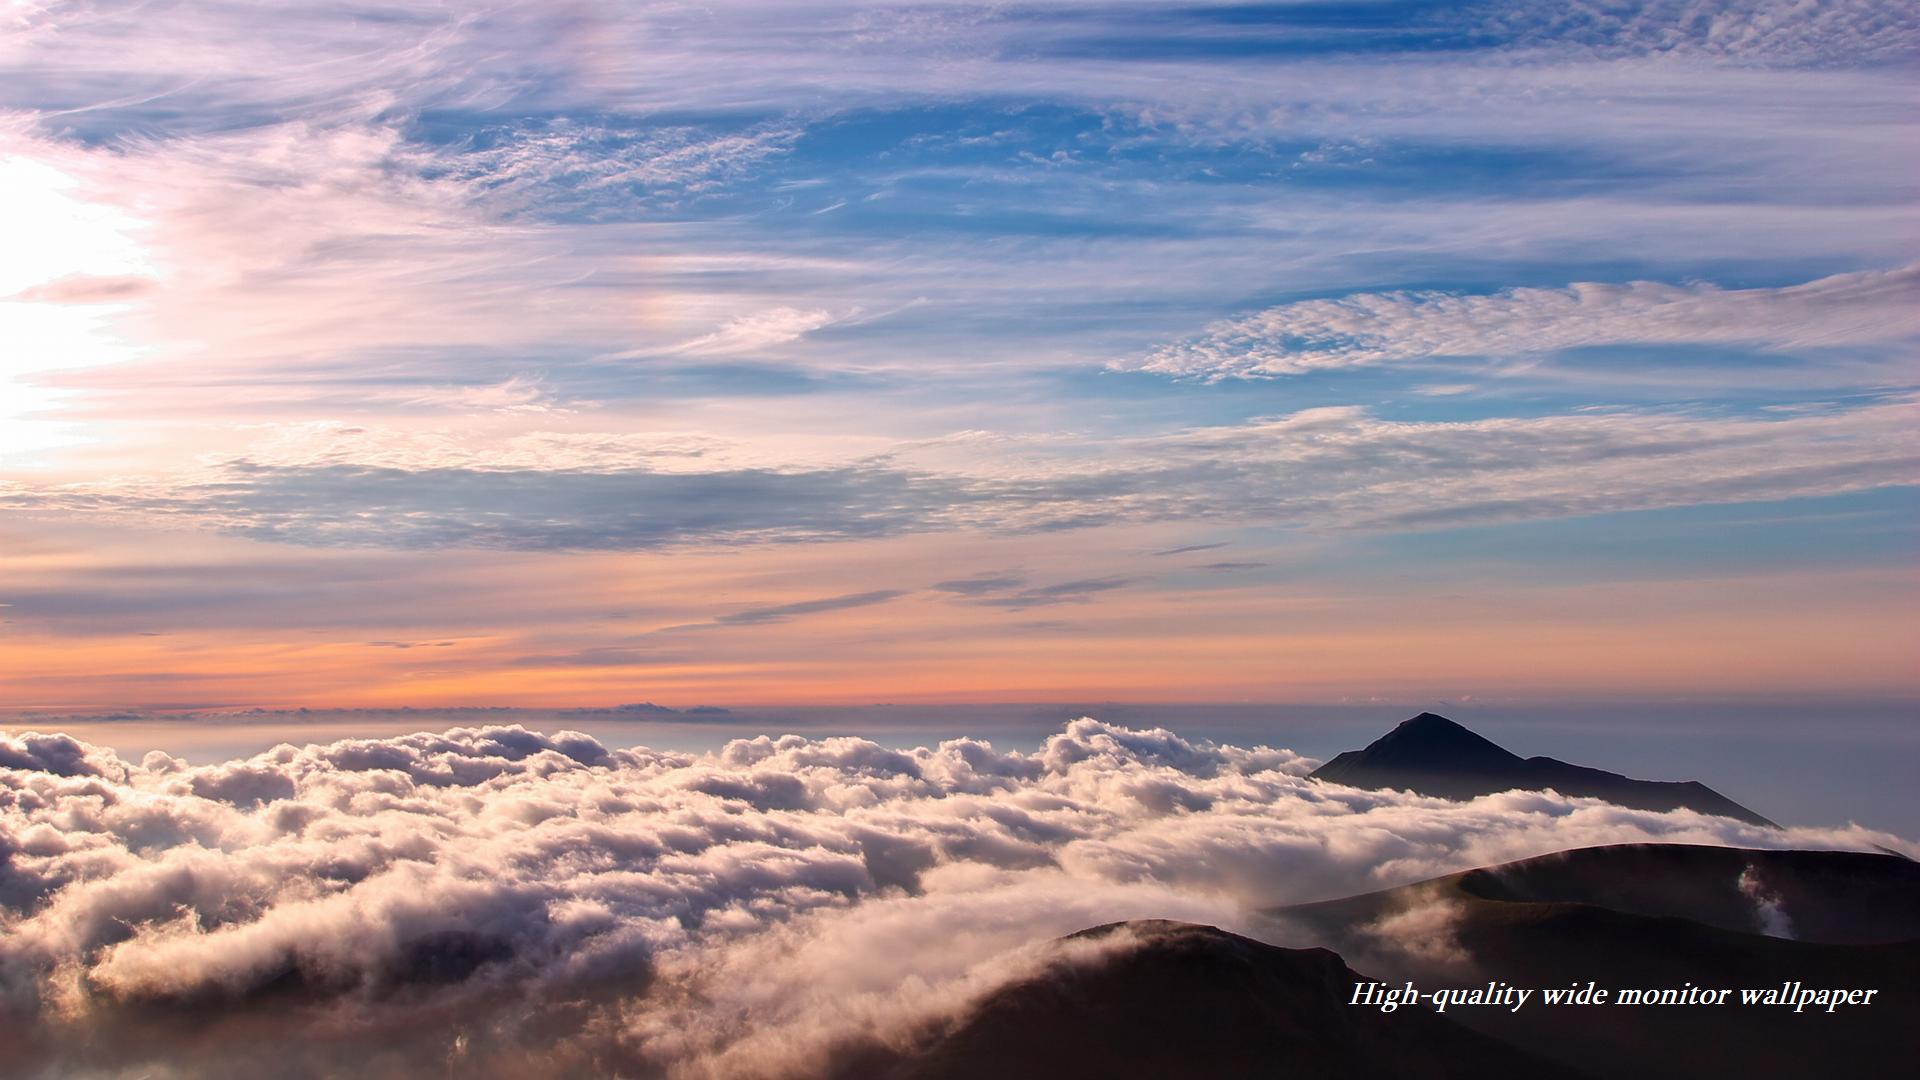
844 920 1577 1079
1311 713 1776 826
834 844 1918 1079
1275 844 1920 1079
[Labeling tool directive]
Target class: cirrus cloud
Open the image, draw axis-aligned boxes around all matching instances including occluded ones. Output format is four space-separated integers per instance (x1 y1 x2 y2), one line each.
1129 264 1920 379
3 393 1915 552
672 306 847 357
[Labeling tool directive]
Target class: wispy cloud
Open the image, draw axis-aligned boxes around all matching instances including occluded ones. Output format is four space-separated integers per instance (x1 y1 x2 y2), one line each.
443 119 805 213
122 463 966 550
1151 542 1230 557
966 577 1134 610
672 306 845 357
393 375 556 413
1483 0 1920 63
1135 396 1920 531
5 395 1915 548
1129 264 1920 379
932 573 1028 596
713 589 908 625
508 647 692 668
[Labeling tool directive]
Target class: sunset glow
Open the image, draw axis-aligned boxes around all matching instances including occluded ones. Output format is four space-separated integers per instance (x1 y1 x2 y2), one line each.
0 1 1914 715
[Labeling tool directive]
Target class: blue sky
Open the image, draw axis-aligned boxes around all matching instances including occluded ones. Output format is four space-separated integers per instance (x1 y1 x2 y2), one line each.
0 0 1915 709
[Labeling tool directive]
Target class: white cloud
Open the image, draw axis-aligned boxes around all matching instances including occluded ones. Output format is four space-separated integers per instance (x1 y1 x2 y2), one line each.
394 375 555 413
673 306 847 357
446 119 805 208
1129 264 1920 379
0 718 1905 1075
237 421 730 473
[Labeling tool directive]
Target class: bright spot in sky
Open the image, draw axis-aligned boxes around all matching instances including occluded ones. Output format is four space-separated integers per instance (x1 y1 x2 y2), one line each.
0 153 154 457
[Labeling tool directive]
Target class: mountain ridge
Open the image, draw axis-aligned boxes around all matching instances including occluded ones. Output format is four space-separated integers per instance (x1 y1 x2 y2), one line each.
1272 843 1920 1078
849 920 1579 1079
833 843 1918 1078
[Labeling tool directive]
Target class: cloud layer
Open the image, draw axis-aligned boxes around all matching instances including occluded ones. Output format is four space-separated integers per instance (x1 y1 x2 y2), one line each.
2 719 1907 1077
8 395 1912 549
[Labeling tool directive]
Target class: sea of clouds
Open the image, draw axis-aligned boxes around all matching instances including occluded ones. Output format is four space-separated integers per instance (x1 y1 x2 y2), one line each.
1 719 1907 1078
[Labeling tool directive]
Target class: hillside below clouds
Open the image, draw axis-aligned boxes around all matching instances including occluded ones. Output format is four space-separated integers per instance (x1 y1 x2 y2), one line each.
1311 713 1776 826
858 846 1920 1078
1273 844 1920 1078
858 921 1577 1080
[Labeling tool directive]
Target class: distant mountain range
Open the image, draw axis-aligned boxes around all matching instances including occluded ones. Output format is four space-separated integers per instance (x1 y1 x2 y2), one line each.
1310 712 1776 826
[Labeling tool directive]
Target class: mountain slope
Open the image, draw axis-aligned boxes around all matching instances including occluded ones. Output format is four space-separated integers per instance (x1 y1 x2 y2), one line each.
861 920 1578 1080
1311 713 1776 826
841 845 1918 1079
1274 844 1920 1079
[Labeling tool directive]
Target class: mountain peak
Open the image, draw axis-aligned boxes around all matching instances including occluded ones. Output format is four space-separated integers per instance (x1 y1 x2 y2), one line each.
1353 712 1521 773
1393 712 1487 739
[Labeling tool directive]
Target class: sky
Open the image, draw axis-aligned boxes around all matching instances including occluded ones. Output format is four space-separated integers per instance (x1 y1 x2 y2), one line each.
2 0 1917 713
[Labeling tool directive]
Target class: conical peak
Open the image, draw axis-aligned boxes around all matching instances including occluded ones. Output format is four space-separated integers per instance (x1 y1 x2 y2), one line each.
1386 712 1486 744
1362 712 1519 770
